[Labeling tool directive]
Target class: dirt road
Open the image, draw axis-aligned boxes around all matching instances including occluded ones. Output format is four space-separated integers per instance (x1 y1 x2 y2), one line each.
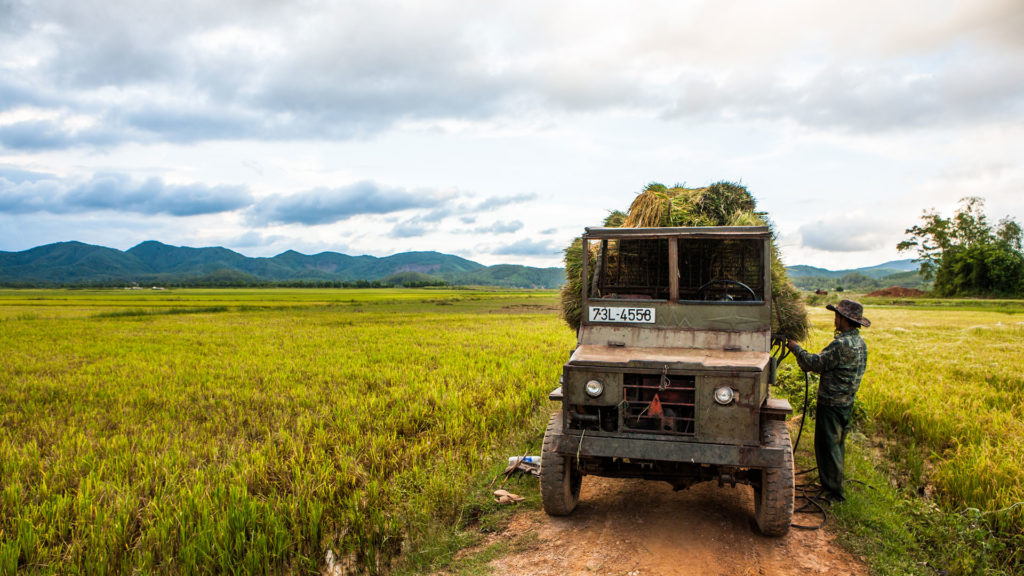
479 477 867 576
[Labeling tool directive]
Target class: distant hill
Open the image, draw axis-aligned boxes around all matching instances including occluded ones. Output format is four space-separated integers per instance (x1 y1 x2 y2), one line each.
0 241 562 288
786 259 918 279
786 259 926 291
0 241 924 291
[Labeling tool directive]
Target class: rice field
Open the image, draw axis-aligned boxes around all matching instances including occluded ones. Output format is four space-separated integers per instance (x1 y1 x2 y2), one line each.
0 289 574 574
2 289 1022 574
793 302 1024 547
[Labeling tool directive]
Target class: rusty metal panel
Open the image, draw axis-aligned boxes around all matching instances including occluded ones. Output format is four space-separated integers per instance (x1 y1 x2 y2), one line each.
755 367 769 408
763 397 792 412
569 345 770 373
562 369 622 405
581 325 770 352
548 386 564 402
582 301 770 331
696 375 760 446
761 397 793 421
553 430 785 468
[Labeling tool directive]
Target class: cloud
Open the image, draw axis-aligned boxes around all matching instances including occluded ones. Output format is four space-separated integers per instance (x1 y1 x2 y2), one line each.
219 231 284 250
663 56 1024 133
70 174 251 216
798 215 899 252
0 117 123 150
0 211 199 253
250 181 449 226
457 220 523 234
491 238 561 256
474 194 536 211
416 194 535 225
0 168 506 239
0 165 56 184
117 104 261 143
0 171 252 216
479 220 523 234
392 219 432 238
7 0 1019 150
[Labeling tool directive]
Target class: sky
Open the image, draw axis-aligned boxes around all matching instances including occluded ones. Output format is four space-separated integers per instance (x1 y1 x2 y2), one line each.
1 0 1022 270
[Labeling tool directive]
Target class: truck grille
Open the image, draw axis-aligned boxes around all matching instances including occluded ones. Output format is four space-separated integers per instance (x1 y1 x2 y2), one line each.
622 373 696 436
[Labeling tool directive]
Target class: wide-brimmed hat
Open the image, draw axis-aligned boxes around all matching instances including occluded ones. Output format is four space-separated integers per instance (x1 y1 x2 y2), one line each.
827 299 871 327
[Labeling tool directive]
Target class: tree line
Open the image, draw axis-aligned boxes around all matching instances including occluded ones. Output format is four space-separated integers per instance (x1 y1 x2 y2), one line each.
899 197 1023 297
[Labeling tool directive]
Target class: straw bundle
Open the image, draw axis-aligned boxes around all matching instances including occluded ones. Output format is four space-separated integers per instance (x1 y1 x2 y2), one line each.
560 181 809 340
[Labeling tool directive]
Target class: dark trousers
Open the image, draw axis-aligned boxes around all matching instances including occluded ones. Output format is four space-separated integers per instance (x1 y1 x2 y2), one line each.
815 402 854 498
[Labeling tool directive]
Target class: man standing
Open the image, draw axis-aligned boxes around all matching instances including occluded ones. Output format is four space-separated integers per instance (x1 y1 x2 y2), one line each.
786 299 870 502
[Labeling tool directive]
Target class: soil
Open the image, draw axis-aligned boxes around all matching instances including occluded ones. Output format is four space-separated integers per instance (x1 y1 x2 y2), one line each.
466 477 867 576
866 287 927 297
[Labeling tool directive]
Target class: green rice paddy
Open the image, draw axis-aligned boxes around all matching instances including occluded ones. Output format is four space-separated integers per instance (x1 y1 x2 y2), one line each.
1 289 1022 574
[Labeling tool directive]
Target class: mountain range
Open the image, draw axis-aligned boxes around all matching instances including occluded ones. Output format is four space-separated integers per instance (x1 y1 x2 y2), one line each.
0 240 923 290
785 259 919 280
0 241 563 288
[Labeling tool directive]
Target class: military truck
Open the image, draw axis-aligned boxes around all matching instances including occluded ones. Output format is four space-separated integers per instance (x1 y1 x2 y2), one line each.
543 226 794 535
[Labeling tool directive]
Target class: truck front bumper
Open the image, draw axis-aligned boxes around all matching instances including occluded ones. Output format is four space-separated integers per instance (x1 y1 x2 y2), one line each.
553 432 785 469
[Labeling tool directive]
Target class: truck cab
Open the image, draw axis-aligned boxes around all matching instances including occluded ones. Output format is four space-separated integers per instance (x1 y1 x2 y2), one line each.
543 226 794 535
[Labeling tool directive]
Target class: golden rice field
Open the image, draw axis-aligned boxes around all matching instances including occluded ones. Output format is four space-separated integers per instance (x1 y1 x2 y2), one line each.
1 289 1022 574
0 289 575 574
797 301 1024 537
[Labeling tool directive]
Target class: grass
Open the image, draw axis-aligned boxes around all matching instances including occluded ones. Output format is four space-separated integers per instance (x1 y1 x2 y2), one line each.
776 302 1024 575
3 288 1023 574
0 288 571 574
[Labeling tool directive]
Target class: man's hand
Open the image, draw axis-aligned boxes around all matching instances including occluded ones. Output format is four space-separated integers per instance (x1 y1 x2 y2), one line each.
786 340 800 352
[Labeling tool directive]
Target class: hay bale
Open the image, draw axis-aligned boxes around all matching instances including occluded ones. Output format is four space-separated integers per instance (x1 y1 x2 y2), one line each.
560 181 809 340
560 211 622 331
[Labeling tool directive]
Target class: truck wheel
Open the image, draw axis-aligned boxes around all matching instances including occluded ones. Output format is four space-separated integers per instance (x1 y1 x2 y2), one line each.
753 419 794 536
541 411 582 516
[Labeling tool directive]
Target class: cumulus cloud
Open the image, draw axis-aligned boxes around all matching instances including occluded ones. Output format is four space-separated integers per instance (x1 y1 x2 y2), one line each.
391 212 525 238
4 0 1019 150
474 194 537 211
249 181 450 226
798 215 899 252
480 220 523 234
0 166 56 184
0 117 123 150
664 56 1024 132
389 193 534 227
0 171 252 216
457 220 523 234
218 231 285 250
392 219 432 238
491 238 561 256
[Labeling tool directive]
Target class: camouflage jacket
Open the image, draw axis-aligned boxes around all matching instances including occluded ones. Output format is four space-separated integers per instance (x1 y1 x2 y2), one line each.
791 328 868 407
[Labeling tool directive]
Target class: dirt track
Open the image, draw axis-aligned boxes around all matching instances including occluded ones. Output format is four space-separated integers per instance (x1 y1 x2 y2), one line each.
477 477 866 576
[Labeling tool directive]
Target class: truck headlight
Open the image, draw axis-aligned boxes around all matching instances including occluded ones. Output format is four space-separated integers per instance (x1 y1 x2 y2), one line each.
713 386 735 405
585 379 604 398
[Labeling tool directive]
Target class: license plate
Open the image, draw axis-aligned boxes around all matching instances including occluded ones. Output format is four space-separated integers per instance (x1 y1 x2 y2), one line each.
588 306 656 323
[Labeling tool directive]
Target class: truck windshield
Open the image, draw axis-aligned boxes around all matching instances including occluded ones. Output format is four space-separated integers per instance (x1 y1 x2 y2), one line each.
590 237 765 302
677 238 764 302
593 238 670 300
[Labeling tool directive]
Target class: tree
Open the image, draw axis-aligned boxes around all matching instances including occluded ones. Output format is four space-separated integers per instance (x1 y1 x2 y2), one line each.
898 197 1024 296
996 217 1023 252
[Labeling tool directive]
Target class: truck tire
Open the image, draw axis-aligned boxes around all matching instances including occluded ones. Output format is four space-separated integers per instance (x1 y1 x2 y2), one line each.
753 419 794 536
541 411 582 516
